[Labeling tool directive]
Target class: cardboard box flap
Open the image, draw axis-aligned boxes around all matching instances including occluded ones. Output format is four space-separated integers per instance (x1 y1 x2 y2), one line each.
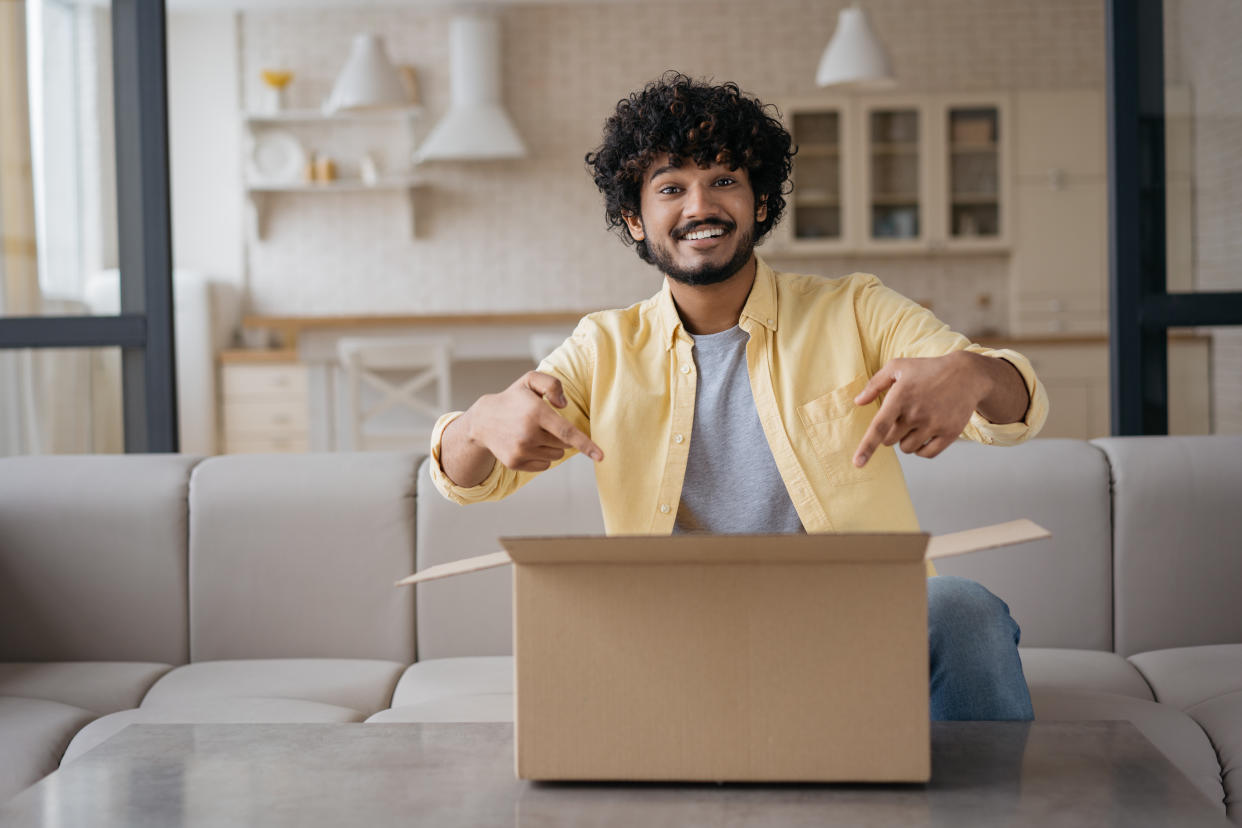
924 519 1050 561
394 550 511 586
501 532 929 565
396 519 1050 586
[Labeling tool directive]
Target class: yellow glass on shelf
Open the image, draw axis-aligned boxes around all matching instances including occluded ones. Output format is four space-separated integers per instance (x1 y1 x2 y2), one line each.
259 68 294 113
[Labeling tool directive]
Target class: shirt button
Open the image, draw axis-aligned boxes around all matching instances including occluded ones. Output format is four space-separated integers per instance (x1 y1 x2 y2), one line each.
673 433 685 444
659 504 671 514
767 318 775 326
679 365 691 374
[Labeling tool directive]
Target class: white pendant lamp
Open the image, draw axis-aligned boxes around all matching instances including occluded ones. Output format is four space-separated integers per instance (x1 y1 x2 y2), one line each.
324 34 410 113
414 15 526 162
815 2 896 90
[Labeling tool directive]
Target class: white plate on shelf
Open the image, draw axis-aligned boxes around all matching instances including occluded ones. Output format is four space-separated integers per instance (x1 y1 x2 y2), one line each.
247 130 305 184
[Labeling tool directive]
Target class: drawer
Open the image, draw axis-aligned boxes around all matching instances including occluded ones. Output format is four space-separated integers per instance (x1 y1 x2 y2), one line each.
223 400 309 433
223 435 310 454
221 363 308 398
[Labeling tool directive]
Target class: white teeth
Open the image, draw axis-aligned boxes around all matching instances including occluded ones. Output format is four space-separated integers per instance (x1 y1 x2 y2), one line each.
683 228 726 241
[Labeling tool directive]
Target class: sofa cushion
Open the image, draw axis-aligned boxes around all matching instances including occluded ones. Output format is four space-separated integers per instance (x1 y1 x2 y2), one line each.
1093 436 1242 655
1128 645 1242 710
0 454 201 664
0 697 96 802
188 452 420 663
898 439 1113 650
1183 690 1242 821
0 663 172 715
371 657 514 723
62 698 364 764
367 696 513 723
416 455 604 659
140 659 405 717
1019 648 1154 700
388 656 513 707
1030 687 1225 812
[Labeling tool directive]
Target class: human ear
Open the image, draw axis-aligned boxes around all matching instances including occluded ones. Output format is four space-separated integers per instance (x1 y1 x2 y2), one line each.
622 211 645 241
756 196 768 224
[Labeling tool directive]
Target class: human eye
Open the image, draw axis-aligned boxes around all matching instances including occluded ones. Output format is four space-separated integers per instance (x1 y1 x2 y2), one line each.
657 183 682 195
714 176 737 186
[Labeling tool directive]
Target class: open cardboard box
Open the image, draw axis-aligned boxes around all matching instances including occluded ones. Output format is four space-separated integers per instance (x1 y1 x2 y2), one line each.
398 519 1049 783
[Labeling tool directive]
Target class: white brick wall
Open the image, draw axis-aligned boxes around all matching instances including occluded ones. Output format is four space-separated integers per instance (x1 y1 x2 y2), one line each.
238 0 1105 322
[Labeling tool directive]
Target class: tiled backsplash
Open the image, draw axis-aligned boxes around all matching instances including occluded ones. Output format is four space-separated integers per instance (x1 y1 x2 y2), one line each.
239 0 1106 324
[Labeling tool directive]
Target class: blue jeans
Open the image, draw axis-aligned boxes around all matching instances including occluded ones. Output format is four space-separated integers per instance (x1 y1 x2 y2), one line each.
928 575 1034 721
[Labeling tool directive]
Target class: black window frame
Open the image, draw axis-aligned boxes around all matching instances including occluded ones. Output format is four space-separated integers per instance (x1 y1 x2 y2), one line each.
1108 0 1242 435
0 0 177 453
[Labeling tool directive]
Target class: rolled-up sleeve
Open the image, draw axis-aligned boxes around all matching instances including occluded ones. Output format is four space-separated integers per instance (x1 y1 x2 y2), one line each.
427 318 596 505
854 272 1048 447
428 411 512 505
960 345 1049 446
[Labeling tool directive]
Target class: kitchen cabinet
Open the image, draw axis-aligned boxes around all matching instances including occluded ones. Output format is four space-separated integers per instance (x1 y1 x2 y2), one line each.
219 351 310 453
775 93 1010 254
1012 335 1211 439
1010 89 1108 336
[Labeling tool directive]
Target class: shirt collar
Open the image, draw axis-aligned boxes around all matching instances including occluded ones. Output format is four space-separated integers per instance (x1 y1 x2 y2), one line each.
654 256 778 351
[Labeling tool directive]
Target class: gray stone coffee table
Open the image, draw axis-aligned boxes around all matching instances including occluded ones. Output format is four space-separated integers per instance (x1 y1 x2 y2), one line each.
0 722 1228 827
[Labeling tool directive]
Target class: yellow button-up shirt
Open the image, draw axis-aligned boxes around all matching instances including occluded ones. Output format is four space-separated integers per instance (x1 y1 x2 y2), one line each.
430 258 1048 538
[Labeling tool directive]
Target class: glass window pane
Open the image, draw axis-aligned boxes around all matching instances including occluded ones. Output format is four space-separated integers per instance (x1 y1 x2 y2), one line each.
0 346 123 456
1164 0 1242 294
790 111 842 241
947 107 1000 238
2 0 119 319
869 109 919 240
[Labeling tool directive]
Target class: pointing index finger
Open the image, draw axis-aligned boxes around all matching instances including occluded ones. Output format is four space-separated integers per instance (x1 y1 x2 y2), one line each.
853 396 898 468
538 406 604 462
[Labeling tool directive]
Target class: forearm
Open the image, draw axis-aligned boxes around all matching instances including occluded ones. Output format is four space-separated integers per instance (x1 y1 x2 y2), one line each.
439 410 498 488
960 351 1030 425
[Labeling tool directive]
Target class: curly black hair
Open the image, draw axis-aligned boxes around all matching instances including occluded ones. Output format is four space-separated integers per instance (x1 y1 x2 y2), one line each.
585 71 795 264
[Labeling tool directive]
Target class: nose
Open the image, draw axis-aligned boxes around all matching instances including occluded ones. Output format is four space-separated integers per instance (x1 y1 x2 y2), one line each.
682 182 720 220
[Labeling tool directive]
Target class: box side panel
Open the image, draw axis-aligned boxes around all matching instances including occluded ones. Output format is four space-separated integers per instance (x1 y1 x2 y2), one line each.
515 561 929 782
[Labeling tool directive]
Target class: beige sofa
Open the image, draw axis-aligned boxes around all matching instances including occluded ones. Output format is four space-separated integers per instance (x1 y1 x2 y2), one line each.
1 437 1239 822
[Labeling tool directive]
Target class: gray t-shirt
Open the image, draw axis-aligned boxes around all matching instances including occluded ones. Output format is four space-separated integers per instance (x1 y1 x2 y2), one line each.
673 325 805 535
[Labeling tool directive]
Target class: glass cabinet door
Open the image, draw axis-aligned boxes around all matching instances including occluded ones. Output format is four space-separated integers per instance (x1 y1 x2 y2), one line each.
947 107 1001 240
867 107 921 242
789 110 843 242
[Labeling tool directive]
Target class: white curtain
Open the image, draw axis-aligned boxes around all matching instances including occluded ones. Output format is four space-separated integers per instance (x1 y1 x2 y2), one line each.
0 0 94 456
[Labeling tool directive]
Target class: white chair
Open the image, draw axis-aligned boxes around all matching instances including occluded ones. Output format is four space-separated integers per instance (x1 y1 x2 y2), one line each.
336 336 452 452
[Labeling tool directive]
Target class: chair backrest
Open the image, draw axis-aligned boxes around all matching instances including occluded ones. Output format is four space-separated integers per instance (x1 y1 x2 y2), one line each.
337 337 452 451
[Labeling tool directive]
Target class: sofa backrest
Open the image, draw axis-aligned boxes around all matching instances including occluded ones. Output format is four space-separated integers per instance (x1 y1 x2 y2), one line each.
1093 435 1242 656
898 439 1114 650
0 454 200 664
188 452 420 662
416 455 605 659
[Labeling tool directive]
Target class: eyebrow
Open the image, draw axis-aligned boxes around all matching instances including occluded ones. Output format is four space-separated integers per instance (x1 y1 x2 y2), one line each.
648 164 679 182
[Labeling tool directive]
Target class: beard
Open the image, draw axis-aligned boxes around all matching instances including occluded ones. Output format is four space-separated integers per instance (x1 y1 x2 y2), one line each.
647 220 756 287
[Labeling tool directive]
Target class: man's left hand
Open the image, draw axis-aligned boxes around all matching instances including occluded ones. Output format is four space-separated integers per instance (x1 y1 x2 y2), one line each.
851 351 991 467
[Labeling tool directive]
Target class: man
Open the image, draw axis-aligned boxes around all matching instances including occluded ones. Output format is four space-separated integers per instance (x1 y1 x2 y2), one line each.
431 72 1048 721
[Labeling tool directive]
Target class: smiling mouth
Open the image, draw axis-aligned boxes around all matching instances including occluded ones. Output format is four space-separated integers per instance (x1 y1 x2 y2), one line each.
676 222 733 245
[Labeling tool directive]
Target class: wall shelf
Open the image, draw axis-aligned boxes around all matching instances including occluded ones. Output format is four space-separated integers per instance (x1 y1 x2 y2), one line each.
245 176 427 239
244 107 423 124
243 108 426 240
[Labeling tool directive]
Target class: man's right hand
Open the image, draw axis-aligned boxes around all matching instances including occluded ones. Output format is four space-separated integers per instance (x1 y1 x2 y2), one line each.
440 372 603 487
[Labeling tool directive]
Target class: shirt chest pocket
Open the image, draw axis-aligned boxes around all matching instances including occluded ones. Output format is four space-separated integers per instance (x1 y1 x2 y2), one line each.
796 373 879 485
